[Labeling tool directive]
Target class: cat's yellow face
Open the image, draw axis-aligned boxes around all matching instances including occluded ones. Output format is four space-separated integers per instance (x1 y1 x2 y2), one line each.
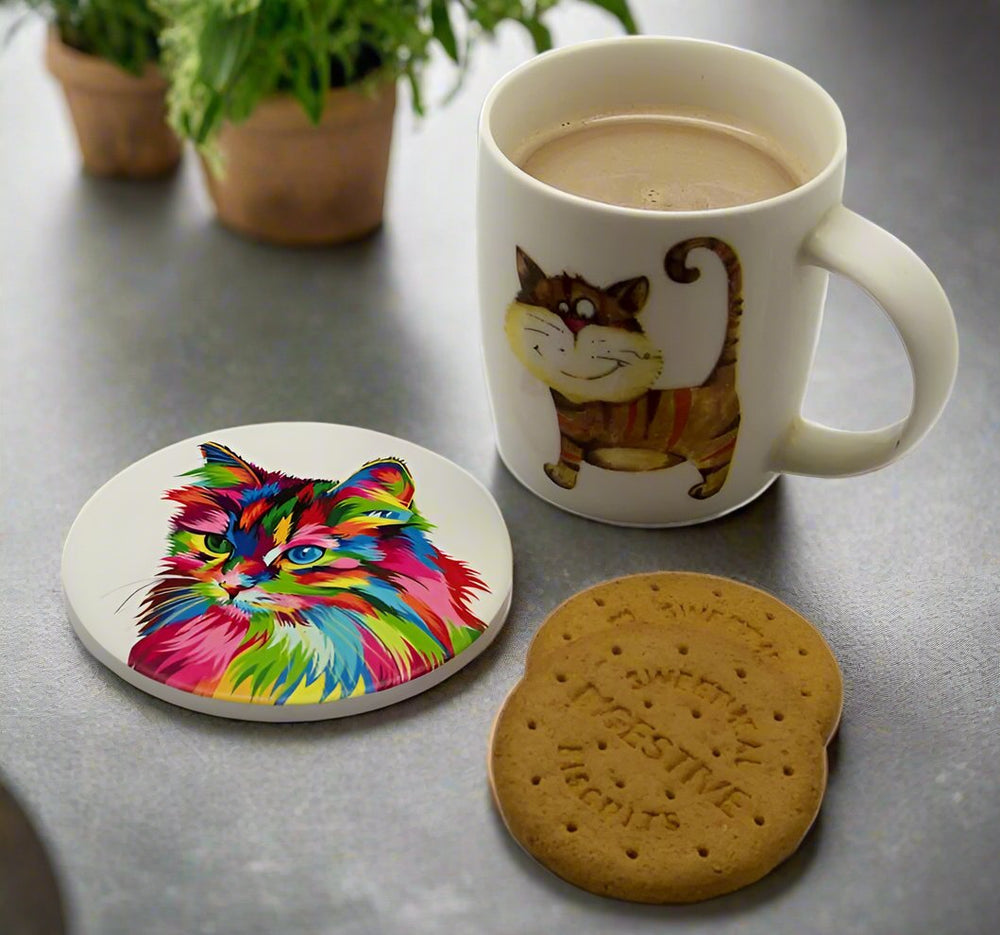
505 302 662 403
504 249 662 404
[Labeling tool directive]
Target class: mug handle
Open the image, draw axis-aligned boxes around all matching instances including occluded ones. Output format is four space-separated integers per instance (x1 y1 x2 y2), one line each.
772 206 959 476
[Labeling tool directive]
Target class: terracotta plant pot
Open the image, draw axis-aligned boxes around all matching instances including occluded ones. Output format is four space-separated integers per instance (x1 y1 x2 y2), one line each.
201 84 397 246
45 30 181 179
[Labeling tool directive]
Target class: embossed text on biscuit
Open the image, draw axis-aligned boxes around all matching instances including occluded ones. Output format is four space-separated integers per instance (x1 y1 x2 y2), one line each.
567 682 755 817
557 745 682 831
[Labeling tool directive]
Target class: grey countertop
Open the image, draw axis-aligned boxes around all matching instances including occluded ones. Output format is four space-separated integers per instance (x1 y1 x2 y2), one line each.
2 2 998 933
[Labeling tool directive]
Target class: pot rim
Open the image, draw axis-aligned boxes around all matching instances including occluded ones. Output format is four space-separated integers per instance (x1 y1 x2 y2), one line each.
225 81 398 133
45 27 167 93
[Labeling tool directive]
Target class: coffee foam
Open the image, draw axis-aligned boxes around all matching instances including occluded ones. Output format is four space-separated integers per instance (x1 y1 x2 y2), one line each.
515 111 807 211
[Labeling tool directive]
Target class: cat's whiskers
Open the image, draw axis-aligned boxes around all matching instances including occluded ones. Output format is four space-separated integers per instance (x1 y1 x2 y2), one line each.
616 347 661 360
525 310 560 331
101 575 163 599
108 576 170 614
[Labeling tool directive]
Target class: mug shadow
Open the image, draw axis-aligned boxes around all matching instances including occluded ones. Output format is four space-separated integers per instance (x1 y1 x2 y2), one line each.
487 448 794 587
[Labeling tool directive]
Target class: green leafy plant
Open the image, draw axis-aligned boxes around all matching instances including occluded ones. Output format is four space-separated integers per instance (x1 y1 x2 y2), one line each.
154 0 638 147
6 0 163 74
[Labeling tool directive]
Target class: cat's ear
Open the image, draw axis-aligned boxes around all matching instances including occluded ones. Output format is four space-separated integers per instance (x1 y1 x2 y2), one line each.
331 459 416 509
195 442 263 486
516 247 547 296
606 276 650 313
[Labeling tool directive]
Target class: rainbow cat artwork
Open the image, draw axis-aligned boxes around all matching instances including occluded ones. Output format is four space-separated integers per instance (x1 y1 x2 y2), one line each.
127 442 489 705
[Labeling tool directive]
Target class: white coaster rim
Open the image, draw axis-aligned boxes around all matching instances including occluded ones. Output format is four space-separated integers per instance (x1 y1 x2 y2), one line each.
61 422 513 721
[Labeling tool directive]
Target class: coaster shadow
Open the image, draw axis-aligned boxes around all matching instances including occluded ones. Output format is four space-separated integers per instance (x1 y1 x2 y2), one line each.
87 592 520 741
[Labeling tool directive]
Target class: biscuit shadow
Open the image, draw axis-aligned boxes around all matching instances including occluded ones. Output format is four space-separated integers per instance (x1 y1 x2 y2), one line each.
826 729 842 775
485 791 827 919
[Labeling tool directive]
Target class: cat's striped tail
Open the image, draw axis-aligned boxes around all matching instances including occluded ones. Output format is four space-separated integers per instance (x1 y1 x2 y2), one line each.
664 237 743 370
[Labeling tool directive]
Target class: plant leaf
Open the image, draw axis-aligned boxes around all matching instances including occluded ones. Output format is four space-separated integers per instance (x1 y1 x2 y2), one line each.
154 0 640 146
197 9 258 92
577 0 640 34
430 0 459 63
195 92 225 145
519 16 553 54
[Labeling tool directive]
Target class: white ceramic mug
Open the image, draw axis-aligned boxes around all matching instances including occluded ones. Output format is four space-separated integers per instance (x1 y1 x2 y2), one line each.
476 36 958 526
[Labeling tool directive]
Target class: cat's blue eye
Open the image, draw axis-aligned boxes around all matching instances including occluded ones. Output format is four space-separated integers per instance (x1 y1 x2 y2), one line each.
369 509 410 522
286 545 324 565
574 298 596 319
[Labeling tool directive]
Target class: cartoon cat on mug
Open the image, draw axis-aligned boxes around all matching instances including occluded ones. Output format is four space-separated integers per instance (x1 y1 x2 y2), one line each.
504 238 743 500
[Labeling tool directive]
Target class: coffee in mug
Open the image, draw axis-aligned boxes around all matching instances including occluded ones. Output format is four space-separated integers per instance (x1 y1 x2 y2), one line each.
514 111 805 211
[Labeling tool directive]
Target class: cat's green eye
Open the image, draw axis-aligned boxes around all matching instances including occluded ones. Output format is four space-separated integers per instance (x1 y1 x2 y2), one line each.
203 533 233 555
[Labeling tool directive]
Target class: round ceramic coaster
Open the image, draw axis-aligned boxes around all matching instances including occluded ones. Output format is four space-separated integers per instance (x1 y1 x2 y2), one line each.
62 422 513 721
